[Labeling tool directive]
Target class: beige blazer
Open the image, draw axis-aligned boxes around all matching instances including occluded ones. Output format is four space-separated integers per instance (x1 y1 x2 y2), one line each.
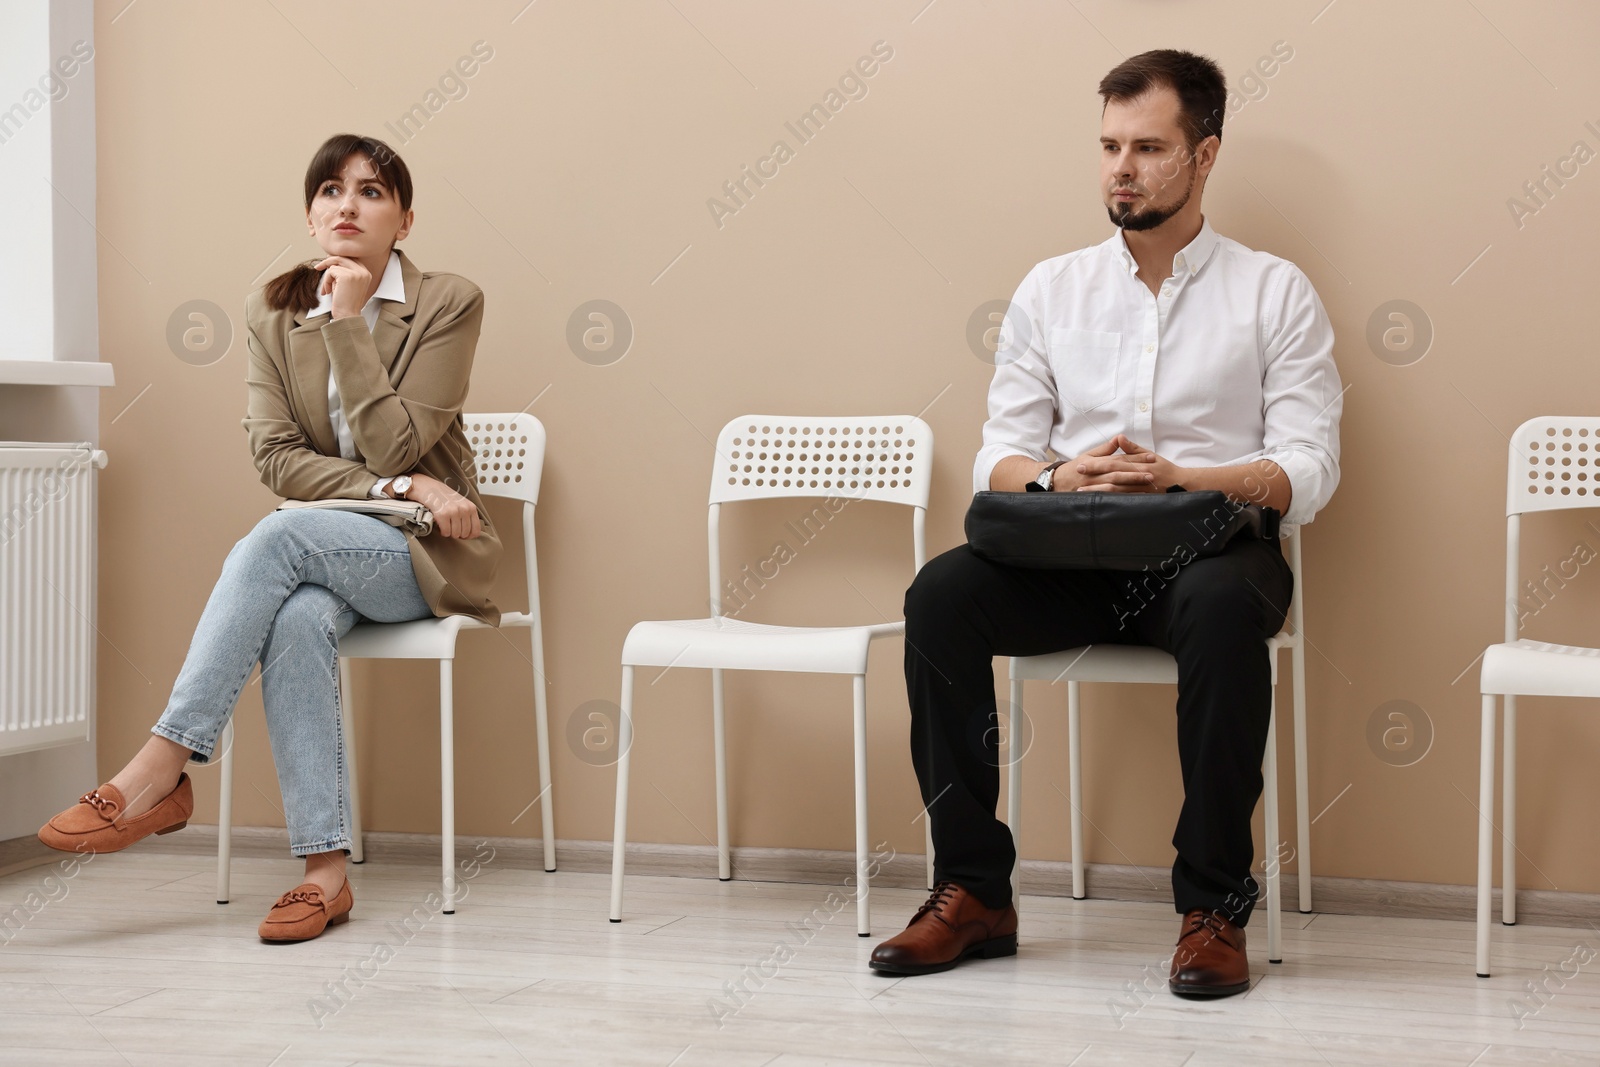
242 249 502 624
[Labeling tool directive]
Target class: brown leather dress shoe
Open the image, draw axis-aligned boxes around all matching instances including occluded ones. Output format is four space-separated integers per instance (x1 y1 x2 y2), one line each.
37 774 194 855
259 880 355 942
1169 909 1251 997
869 881 1018 975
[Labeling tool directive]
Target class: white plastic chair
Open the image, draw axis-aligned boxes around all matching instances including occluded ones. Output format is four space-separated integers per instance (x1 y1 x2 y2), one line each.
1004 527 1307 965
609 415 934 936
216 413 556 913
1476 415 1600 977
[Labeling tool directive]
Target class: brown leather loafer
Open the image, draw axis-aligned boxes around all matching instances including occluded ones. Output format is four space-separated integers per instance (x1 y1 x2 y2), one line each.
259 880 354 942
37 774 194 855
1169 908 1250 997
869 881 1018 975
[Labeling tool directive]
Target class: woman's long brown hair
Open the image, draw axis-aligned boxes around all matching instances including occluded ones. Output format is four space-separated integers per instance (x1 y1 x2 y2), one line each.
262 134 414 312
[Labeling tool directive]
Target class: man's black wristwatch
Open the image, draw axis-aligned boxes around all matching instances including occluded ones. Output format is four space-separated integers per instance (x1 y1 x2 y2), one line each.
1026 460 1067 493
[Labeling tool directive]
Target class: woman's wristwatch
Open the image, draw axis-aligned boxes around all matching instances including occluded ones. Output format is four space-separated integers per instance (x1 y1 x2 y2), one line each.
1026 460 1066 493
391 474 413 498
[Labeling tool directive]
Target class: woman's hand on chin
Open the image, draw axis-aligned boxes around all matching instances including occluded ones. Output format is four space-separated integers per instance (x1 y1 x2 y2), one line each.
314 255 372 320
400 473 482 540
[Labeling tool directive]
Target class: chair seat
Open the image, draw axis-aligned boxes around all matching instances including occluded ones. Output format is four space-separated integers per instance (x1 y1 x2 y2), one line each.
339 610 533 660
1481 639 1600 699
1011 631 1294 684
621 616 904 675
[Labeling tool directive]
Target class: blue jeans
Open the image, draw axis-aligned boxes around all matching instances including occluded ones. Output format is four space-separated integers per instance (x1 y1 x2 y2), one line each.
152 509 433 855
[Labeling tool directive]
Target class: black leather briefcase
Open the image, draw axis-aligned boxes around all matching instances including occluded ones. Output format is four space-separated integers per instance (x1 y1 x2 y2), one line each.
963 488 1278 570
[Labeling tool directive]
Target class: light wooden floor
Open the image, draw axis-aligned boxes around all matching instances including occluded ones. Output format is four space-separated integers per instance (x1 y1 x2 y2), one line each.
4 847 1599 1066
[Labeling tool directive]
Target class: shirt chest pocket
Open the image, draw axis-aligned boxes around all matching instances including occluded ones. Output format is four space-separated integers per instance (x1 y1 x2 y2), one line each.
1049 328 1122 413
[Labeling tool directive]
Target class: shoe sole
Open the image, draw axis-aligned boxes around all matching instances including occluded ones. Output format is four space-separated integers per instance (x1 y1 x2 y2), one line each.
1168 978 1251 998
37 818 190 855
869 932 1018 976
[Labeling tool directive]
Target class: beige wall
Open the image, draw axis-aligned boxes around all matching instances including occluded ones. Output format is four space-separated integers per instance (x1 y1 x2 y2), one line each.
92 0 1600 893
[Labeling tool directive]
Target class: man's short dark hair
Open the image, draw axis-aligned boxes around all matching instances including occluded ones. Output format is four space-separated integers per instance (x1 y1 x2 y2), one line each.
1098 49 1227 148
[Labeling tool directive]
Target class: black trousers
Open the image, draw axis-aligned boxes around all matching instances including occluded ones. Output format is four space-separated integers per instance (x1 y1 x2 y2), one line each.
903 535 1293 926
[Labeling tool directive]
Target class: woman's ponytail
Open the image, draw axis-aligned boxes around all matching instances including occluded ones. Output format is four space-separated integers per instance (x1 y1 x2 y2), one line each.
262 261 322 313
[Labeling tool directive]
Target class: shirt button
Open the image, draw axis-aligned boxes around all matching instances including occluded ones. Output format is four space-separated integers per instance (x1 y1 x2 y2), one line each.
1138 401 1149 412
1145 344 1154 353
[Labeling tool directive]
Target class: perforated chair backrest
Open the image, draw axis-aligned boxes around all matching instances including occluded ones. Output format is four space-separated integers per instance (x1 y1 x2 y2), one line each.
1501 416 1600 642
1508 416 1600 516
711 415 933 508
464 413 546 506
705 415 934 618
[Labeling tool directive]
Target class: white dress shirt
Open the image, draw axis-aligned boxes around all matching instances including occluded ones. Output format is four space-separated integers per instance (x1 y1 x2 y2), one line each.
975 219 1342 530
306 249 406 499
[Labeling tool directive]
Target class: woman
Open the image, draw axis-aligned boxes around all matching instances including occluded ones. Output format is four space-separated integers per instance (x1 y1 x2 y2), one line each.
39 133 502 942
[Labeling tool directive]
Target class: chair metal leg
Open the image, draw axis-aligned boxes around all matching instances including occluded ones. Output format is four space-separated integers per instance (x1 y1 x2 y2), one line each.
440 660 456 914
338 657 364 865
1291 642 1311 913
852 674 871 937
1502 696 1517 926
712 667 731 881
1263 694 1282 964
527 568 556 872
216 720 234 905
1067 680 1085 900
1007 675 1023 909
609 666 635 923
1476 694 1497 977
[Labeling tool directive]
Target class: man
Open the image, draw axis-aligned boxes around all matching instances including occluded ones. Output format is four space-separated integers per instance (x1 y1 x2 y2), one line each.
869 49 1341 997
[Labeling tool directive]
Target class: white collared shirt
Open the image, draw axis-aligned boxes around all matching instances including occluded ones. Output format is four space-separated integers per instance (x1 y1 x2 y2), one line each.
307 249 405 498
975 220 1342 529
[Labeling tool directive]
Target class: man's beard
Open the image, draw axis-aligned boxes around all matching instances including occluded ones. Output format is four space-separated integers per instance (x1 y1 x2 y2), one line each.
1106 165 1196 232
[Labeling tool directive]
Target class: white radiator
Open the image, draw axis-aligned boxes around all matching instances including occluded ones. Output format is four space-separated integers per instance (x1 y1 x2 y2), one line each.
0 444 107 756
